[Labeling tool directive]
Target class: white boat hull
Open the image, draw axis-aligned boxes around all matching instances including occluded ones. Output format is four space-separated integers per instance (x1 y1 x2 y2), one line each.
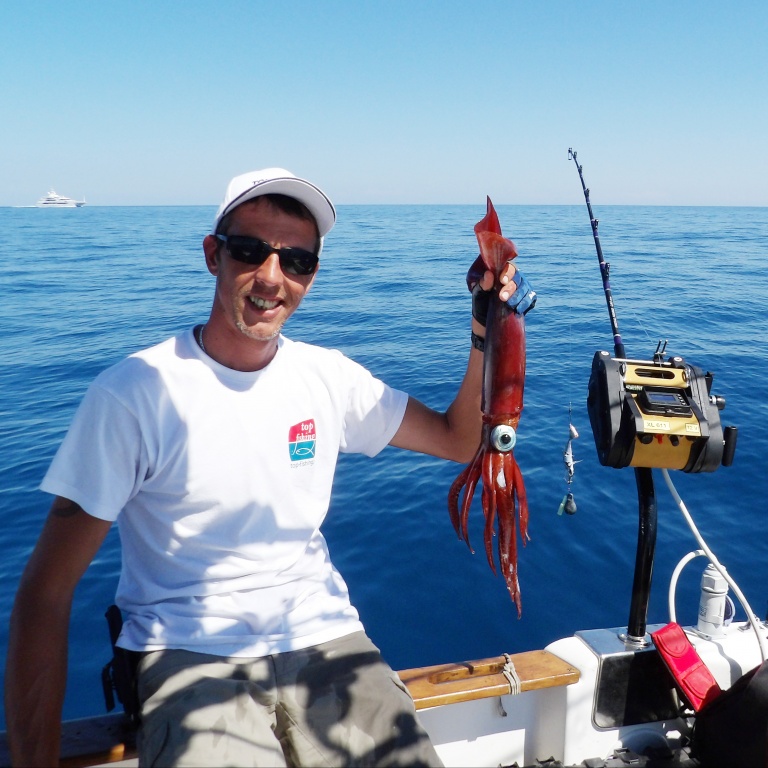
418 621 762 767
34 189 86 207
35 201 85 208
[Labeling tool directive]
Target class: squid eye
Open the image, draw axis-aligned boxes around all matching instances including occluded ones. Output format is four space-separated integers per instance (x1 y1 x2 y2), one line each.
490 425 516 452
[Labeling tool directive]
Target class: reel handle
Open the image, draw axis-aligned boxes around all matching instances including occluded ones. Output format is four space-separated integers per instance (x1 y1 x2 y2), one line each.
722 426 738 467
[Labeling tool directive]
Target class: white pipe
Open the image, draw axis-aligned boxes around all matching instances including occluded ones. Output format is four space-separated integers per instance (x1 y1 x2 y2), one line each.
668 549 705 623
661 468 767 662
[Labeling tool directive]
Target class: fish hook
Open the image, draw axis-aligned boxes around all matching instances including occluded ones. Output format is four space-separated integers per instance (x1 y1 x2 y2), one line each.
558 409 579 516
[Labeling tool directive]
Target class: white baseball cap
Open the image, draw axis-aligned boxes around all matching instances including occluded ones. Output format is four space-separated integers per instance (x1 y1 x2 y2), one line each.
212 168 336 236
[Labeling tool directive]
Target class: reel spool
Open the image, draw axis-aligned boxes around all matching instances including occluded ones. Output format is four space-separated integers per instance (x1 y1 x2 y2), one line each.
587 350 737 472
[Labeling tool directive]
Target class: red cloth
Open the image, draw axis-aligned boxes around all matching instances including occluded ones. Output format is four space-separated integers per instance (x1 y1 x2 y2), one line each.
651 622 723 711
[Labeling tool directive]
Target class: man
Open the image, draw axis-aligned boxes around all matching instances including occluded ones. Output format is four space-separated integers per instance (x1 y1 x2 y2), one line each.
6 168 528 767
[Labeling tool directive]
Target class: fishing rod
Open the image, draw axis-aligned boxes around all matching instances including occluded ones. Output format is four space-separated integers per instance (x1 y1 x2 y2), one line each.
567 149 626 359
568 148 654 645
567 149 736 647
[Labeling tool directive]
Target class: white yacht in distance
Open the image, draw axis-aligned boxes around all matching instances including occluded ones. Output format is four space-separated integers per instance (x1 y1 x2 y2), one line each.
35 189 86 208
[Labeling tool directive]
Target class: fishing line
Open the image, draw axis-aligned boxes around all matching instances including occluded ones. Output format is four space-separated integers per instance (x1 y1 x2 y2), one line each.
616 286 657 350
557 210 578 517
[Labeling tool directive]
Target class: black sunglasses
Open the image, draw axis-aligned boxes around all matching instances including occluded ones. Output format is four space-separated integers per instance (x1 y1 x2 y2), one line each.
215 234 319 276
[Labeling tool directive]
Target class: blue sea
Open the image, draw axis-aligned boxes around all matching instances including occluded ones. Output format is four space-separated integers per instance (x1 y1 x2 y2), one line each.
2 203 768 730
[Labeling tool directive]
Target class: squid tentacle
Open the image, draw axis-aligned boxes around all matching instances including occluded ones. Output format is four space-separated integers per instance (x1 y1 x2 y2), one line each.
483 452 503 574
480 451 496 562
448 448 480 537
458 450 485 550
496 455 521 616
512 459 530 544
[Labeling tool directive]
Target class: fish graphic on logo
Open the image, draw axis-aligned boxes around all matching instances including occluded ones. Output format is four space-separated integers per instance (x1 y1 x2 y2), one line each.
288 420 316 465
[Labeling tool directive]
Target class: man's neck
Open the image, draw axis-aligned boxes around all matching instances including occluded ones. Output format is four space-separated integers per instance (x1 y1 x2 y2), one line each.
198 322 280 372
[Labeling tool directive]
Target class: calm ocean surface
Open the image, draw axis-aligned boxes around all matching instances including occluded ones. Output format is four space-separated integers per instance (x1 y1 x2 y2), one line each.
1 203 767 729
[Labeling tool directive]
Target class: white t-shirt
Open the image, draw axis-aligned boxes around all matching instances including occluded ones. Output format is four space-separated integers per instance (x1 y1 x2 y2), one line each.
41 329 408 657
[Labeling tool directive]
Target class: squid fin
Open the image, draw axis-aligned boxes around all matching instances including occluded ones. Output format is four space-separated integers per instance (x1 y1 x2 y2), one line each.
474 197 518 277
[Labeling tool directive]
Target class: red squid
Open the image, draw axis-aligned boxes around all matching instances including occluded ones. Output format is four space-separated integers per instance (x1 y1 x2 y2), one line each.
448 197 530 616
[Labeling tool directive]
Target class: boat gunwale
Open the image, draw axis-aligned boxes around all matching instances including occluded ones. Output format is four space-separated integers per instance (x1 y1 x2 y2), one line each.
0 649 580 766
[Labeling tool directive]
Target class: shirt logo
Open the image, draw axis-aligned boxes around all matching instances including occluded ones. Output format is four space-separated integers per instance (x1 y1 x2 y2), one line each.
288 420 316 466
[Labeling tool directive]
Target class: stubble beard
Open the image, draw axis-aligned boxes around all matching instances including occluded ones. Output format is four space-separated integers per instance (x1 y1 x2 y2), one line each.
236 319 282 342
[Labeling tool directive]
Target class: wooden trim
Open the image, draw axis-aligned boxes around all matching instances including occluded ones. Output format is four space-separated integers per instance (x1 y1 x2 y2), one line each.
398 649 580 710
60 743 136 768
58 713 137 767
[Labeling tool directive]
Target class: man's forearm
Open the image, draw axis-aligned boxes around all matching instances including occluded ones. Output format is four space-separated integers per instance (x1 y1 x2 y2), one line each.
390 317 486 463
5 586 70 766
442 317 487 461
6 501 111 766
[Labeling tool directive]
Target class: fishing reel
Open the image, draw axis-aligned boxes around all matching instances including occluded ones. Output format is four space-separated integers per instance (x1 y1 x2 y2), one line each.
587 345 738 472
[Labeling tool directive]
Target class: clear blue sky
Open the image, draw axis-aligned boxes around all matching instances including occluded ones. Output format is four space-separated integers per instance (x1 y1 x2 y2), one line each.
1 1 766 206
